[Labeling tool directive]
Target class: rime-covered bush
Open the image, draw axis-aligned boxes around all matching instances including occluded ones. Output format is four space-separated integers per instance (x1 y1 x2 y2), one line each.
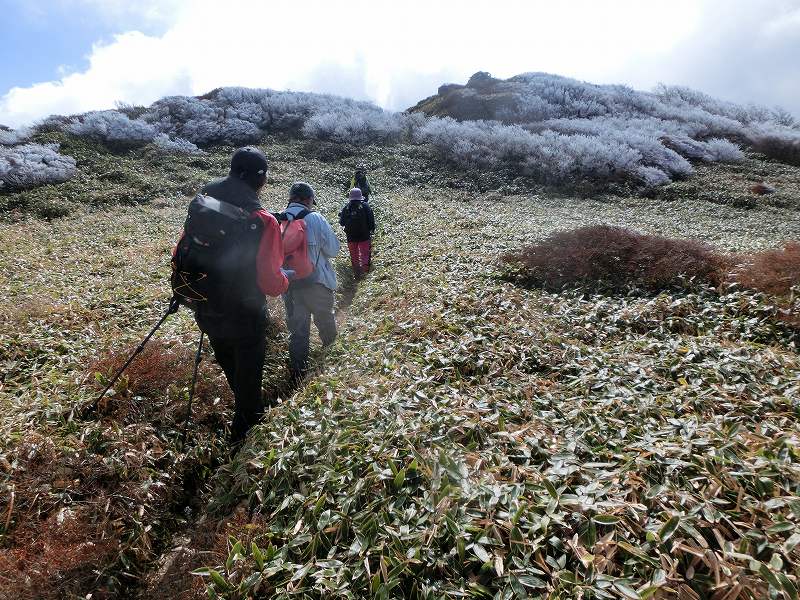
0 126 33 145
143 87 408 146
66 110 156 148
302 109 405 144
746 124 800 166
414 117 645 185
419 72 794 179
0 143 77 190
152 133 202 154
703 138 745 162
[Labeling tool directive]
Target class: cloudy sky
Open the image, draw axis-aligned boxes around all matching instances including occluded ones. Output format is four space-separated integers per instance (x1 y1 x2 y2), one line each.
1 0 799 127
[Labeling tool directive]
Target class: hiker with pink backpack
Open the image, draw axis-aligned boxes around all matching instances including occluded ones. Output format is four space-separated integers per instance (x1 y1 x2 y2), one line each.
277 182 340 381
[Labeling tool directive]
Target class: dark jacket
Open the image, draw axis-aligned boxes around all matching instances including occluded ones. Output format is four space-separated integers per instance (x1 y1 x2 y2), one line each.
349 174 372 200
190 176 288 338
338 199 375 243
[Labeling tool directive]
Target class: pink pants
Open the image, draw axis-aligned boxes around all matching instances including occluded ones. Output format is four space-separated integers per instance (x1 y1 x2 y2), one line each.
347 240 372 275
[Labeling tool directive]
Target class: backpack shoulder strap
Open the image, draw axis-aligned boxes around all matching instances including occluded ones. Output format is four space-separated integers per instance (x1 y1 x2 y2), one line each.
192 193 250 221
275 209 311 222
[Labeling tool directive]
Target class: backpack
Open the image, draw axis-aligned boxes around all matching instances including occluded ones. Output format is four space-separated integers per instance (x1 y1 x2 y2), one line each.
272 209 315 280
171 194 262 313
342 201 370 239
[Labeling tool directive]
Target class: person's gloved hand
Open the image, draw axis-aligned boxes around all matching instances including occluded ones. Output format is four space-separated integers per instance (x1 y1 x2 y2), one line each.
281 268 296 280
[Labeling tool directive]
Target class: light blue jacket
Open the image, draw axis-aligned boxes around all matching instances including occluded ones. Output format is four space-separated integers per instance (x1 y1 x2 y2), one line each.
285 202 340 290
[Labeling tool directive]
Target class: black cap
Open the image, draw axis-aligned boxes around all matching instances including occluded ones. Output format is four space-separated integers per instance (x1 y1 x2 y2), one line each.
289 181 315 202
230 147 268 177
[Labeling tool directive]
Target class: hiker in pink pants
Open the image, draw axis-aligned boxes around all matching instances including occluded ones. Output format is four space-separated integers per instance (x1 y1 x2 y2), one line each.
339 188 375 277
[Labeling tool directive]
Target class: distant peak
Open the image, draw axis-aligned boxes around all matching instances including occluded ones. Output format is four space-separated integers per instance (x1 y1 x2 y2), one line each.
466 71 501 90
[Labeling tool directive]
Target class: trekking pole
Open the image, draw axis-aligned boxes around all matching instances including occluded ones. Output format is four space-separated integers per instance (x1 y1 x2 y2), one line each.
85 297 180 415
181 330 204 446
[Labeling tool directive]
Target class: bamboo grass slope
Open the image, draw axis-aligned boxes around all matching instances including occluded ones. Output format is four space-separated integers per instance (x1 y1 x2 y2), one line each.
0 138 798 598
198 189 800 598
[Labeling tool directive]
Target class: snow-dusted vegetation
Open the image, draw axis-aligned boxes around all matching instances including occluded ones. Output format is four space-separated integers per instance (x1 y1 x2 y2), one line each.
413 73 799 184
2 72 799 191
0 126 33 146
0 143 77 190
152 133 203 154
65 110 158 148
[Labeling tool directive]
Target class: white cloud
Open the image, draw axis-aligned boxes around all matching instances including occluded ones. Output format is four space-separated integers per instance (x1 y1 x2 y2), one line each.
1 0 797 127
609 0 800 115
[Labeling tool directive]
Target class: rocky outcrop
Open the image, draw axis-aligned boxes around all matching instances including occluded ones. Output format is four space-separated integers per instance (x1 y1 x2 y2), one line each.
407 71 527 122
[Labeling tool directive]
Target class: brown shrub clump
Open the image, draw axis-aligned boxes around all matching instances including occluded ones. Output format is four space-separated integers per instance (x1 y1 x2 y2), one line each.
505 225 725 290
88 337 233 428
729 242 800 296
92 338 194 399
0 511 117 600
749 182 776 195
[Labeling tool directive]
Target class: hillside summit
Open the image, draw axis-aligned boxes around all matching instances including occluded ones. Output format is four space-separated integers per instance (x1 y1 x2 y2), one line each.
2 71 800 201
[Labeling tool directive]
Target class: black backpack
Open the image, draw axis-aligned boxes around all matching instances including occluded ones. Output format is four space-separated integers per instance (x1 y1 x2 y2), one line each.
171 194 262 313
342 201 370 239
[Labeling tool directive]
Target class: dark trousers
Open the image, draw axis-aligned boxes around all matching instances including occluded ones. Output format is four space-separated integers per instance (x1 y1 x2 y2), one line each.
283 283 337 374
208 333 267 443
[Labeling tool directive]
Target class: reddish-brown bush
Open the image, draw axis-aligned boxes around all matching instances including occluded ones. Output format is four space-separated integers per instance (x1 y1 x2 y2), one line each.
750 182 776 195
92 339 194 399
89 338 233 424
729 242 800 296
0 512 117 600
505 225 725 290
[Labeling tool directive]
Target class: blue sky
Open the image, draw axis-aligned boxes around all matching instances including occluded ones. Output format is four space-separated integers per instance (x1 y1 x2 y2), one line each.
0 1 167 93
2 0 799 127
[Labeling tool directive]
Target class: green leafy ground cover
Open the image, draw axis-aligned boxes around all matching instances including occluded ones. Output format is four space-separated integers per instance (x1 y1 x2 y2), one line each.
0 138 799 599
187 186 800 599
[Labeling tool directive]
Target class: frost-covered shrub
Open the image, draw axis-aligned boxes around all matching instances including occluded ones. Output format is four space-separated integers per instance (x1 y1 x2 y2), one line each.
0 126 33 145
152 133 202 154
747 124 800 166
414 117 644 185
0 143 77 190
703 138 745 162
635 166 671 187
66 110 156 148
182 117 262 146
144 87 407 146
302 109 405 144
113 100 148 120
431 72 792 176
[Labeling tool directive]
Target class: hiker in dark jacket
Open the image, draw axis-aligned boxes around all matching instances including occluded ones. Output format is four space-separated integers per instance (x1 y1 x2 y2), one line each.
349 164 372 201
187 147 288 445
339 187 375 277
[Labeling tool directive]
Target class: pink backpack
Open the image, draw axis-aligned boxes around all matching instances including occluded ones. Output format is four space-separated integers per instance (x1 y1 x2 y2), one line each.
274 209 314 280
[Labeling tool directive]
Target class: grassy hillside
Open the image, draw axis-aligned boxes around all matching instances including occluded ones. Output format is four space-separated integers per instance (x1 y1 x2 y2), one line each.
1 135 799 598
